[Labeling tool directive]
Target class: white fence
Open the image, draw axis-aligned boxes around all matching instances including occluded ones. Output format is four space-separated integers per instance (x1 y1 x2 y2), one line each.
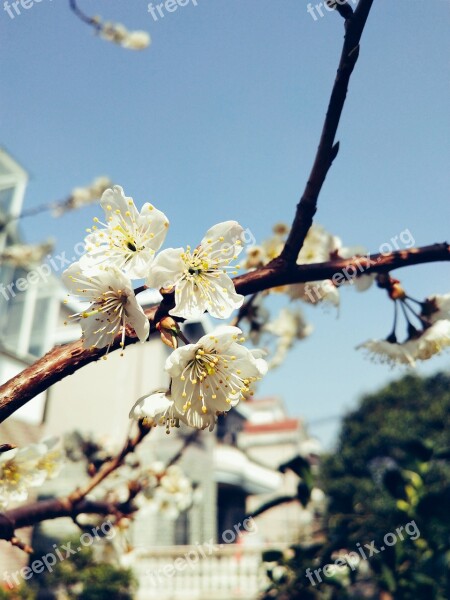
132 544 276 600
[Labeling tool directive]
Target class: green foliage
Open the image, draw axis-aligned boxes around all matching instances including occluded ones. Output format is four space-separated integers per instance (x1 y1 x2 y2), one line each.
261 372 450 600
20 539 137 600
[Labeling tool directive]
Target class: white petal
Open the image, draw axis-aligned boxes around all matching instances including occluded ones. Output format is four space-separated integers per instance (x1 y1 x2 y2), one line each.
200 221 245 263
170 278 206 320
100 185 139 223
125 294 150 342
129 391 173 420
146 248 185 289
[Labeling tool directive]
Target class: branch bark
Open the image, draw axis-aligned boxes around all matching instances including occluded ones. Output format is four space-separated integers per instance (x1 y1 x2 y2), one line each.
280 0 374 263
0 242 448 424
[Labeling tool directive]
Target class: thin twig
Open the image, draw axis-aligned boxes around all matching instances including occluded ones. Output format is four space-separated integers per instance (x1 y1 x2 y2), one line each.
68 0 101 30
280 0 374 263
69 422 152 504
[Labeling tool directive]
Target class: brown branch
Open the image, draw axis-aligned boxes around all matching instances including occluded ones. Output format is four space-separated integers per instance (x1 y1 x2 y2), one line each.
280 0 374 263
327 0 354 21
0 498 125 540
245 495 297 521
69 0 101 30
68 421 152 504
0 243 449 424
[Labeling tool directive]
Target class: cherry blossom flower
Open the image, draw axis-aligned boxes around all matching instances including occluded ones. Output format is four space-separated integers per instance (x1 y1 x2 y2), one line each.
357 321 450 366
63 262 149 350
137 464 193 520
147 221 245 319
357 338 417 366
165 326 267 430
0 440 65 510
35 438 65 480
264 307 313 368
52 177 113 217
422 293 450 323
81 185 169 279
129 391 182 433
1 241 54 268
99 22 151 51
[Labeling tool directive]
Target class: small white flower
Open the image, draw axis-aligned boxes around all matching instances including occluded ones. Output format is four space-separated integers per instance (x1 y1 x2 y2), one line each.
147 221 245 319
165 326 267 430
0 443 58 510
244 245 267 269
423 293 450 323
122 31 151 50
100 22 151 51
289 279 340 307
357 338 417 366
1 241 54 268
129 391 182 433
414 320 450 360
357 322 450 367
35 438 65 480
264 308 313 369
81 185 169 279
63 262 149 350
141 465 192 519
297 224 339 265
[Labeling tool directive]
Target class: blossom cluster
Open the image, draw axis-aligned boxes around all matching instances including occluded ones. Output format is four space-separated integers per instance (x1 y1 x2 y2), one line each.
138 463 193 520
0 438 64 510
52 176 113 217
358 293 450 366
244 222 373 308
1 240 54 268
92 18 151 51
63 186 267 431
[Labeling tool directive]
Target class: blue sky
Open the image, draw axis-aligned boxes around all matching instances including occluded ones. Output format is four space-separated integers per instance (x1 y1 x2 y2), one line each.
1 0 449 446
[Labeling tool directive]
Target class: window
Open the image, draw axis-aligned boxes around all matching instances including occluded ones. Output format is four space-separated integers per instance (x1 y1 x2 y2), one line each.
0 187 15 216
0 266 56 357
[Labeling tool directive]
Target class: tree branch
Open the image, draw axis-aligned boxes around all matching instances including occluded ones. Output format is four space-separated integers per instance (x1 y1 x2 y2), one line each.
245 495 296 521
68 421 152 505
0 422 198 544
280 0 374 263
0 242 448 424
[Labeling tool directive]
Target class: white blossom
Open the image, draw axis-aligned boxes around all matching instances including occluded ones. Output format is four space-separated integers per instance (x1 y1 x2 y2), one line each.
140 465 193 520
99 23 151 51
289 279 340 307
122 31 151 50
81 185 169 279
414 320 450 360
35 438 65 480
357 338 417 367
129 391 182 433
297 224 339 264
0 241 54 268
0 439 64 510
357 321 450 366
147 221 245 319
53 177 113 216
63 262 149 350
264 308 313 368
165 326 267 430
423 293 450 323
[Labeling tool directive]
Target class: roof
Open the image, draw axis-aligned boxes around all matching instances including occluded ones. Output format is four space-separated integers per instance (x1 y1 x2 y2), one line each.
213 444 282 494
243 418 301 434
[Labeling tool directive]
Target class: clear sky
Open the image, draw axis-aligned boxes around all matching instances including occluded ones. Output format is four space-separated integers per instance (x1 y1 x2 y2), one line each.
1 0 449 446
